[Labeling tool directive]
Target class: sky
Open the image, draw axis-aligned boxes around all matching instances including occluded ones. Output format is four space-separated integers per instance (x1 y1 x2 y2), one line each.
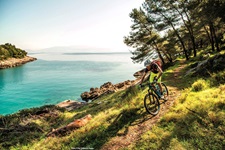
0 0 143 52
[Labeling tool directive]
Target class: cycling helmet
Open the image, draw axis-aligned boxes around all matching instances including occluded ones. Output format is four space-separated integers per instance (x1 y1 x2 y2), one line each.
144 59 152 66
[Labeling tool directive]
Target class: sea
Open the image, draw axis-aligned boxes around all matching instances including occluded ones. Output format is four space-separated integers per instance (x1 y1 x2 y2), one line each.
0 52 143 115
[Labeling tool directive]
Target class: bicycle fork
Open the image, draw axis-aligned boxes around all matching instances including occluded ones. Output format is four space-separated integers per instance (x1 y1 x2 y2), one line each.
148 90 156 104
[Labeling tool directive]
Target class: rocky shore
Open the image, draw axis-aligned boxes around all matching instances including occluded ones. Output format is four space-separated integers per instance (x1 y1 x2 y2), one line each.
57 79 142 110
80 80 135 101
0 56 37 69
57 70 147 111
80 70 149 102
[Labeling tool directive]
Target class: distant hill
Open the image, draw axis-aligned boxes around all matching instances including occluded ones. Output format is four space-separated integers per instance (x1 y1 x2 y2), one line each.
28 45 129 54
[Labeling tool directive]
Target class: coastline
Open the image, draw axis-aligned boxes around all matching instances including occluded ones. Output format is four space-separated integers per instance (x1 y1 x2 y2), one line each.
0 56 143 115
0 56 37 69
58 69 148 111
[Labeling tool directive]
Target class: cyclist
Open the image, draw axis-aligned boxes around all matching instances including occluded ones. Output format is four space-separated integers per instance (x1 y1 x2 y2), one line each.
140 59 164 98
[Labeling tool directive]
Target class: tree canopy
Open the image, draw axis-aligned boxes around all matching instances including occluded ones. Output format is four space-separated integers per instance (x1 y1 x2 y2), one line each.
0 43 27 60
124 0 225 63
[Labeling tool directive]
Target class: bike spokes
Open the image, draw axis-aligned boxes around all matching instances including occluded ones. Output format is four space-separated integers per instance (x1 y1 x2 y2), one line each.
144 94 160 115
161 83 169 101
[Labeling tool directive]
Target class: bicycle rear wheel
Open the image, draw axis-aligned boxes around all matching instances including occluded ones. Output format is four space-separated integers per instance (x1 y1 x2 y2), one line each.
144 93 160 115
161 83 169 101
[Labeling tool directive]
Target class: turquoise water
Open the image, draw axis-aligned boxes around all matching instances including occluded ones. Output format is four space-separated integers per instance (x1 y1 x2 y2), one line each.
0 52 142 115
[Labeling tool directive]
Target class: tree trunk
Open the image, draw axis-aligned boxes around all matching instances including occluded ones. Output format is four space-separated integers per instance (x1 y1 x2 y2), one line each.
158 7 189 60
157 50 165 64
191 35 197 57
209 23 215 52
164 52 173 63
174 27 189 60
153 41 165 65
204 25 214 52
200 39 203 48
211 23 220 52
176 4 197 57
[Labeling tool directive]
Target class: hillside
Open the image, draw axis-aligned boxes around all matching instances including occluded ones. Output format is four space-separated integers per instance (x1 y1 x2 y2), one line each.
0 50 225 150
0 43 27 60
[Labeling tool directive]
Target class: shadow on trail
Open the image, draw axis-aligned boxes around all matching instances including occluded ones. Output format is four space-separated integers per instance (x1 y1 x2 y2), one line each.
163 61 193 91
0 105 61 149
73 107 151 149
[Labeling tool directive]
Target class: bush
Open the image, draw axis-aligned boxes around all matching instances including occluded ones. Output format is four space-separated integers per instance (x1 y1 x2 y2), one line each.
211 71 225 86
0 43 27 60
191 79 209 92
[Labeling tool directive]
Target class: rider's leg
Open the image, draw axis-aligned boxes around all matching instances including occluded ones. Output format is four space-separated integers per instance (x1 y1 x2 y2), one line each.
156 75 163 95
149 73 156 93
149 73 159 93
157 83 163 95
150 73 163 98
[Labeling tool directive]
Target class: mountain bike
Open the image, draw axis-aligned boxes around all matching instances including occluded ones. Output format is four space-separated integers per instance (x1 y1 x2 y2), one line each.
141 80 169 115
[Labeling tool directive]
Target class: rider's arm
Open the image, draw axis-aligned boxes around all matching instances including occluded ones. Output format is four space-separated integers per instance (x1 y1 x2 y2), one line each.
140 68 149 84
140 72 146 84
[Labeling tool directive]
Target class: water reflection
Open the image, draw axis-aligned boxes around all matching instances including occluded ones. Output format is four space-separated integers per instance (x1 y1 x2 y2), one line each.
0 53 143 115
0 70 5 91
0 66 25 92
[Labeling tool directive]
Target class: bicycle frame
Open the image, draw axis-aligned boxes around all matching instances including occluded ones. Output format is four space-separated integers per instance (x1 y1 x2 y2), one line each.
148 83 161 98
141 81 169 115
141 80 168 100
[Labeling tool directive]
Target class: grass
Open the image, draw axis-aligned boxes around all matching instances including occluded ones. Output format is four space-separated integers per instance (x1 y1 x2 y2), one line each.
0 50 225 150
0 85 148 150
132 83 225 150
127 52 225 150
191 78 209 92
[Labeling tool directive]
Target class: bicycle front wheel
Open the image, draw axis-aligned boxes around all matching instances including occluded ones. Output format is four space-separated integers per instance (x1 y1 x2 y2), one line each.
161 83 169 101
144 93 160 115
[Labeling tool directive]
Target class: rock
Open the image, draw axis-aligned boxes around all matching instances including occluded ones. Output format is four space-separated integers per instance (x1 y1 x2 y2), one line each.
80 79 140 101
125 80 132 85
115 82 125 89
46 114 92 137
90 91 100 99
100 82 114 89
185 53 225 77
133 68 145 78
57 100 87 111
90 88 95 92
80 92 91 101
0 56 37 69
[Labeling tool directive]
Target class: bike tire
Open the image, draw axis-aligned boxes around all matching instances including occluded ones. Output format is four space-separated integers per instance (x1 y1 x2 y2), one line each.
144 93 160 115
161 83 169 101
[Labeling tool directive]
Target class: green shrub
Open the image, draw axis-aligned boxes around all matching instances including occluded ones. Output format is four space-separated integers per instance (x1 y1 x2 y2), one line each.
0 43 27 60
211 71 225 86
191 79 209 92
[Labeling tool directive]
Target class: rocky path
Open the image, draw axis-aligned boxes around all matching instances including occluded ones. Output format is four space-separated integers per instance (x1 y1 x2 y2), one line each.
100 61 187 150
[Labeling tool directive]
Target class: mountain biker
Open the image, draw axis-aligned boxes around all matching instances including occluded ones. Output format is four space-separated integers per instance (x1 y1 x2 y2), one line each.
140 59 164 98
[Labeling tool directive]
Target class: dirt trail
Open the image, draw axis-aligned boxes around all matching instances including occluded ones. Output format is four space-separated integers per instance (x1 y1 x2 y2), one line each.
100 62 187 150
